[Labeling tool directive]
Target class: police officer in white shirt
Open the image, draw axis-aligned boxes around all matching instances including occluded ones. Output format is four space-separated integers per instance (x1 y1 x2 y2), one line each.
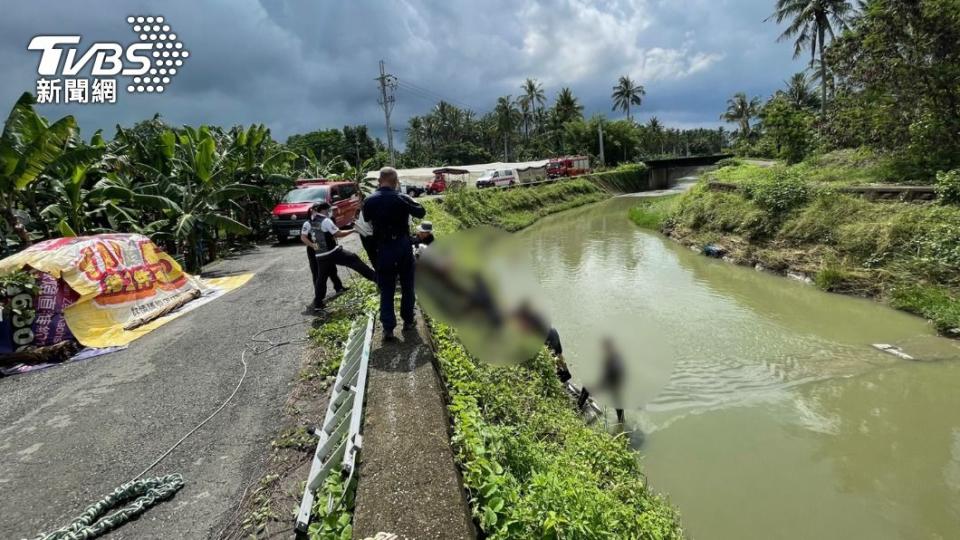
301 202 376 311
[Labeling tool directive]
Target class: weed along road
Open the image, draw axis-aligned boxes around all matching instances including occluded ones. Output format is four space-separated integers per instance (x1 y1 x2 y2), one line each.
0 241 324 539
498 197 960 540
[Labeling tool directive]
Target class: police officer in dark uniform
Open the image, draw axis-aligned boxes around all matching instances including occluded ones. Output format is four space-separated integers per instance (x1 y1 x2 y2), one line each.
301 202 376 312
361 167 426 340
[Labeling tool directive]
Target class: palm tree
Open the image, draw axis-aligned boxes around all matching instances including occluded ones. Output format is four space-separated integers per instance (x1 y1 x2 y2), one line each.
518 78 546 138
646 117 665 155
783 72 820 109
611 76 645 122
553 87 583 123
806 57 835 103
768 0 854 117
494 95 519 160
721 93 761 141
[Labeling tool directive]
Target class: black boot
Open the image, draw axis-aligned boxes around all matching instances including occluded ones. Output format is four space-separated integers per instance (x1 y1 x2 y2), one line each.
577 388 590 409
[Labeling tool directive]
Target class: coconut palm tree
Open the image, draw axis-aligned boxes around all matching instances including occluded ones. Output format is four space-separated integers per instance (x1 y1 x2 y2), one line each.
783 72 820 110
494 95 519 160
553 87 583 124
611 76 645 122
806 57 835 103
768 0 854 117
721 93 761 141
647 116 665 155
518 78 546 138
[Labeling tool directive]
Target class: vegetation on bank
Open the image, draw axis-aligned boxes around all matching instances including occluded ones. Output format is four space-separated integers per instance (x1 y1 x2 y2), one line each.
587 164 651 193
628 195 680 230
724 0 960 183
634 155 960 335
423 183 683 538
423 178 606 232
430 323 682 539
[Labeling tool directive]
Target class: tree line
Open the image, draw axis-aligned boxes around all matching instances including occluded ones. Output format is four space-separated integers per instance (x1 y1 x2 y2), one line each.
400 77 727 167
0 93 369 268
721 0 960 179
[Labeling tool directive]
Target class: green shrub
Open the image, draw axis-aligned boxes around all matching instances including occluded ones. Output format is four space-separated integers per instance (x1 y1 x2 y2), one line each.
715 157 743 168
628 195 680 230
742 167 810 215
671 187 771 238
936 169 960 205
780 193 867 245
890 285 960 334
710 162 775 185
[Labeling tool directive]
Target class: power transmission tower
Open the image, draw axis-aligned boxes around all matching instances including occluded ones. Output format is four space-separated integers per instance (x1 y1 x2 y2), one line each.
376 60 398 166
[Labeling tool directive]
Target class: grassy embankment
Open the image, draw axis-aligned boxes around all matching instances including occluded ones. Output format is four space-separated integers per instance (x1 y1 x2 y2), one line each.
629 150 960 335
423 179 684 539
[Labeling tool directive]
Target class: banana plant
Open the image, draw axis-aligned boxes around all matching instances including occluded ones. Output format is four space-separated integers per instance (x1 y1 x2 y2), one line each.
0 92 77 246
162 126 266 269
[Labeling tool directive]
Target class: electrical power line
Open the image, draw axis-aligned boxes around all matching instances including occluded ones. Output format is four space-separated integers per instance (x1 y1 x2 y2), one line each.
394 78 477 111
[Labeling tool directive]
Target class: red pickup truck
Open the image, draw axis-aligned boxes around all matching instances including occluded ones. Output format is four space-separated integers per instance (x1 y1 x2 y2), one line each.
271 180 360 243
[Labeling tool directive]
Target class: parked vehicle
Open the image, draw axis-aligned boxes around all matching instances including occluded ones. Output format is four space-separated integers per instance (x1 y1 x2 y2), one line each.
476 168 518 189
517 165 547 184
428 167 470 194
271 180 360 243
547 155 591 178
399 181 425 197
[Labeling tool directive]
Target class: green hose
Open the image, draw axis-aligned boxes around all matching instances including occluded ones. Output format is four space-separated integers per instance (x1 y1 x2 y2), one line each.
32 474 185 540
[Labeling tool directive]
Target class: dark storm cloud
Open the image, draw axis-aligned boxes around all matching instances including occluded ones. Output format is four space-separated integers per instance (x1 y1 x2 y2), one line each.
0 0 805 143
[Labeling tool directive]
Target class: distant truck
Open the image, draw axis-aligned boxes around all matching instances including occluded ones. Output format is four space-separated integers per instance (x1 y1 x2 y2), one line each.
547 155 591 178
517 165 547 184
428 167 469 194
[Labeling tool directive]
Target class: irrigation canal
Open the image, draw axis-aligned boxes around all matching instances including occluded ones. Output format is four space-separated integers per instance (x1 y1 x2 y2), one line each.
495 196 960 540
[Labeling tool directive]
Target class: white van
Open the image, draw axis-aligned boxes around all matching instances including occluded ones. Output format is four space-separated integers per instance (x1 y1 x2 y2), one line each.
476 169 518 189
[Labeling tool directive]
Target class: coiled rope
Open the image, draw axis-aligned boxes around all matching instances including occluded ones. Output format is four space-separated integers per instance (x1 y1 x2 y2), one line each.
32 475 185 540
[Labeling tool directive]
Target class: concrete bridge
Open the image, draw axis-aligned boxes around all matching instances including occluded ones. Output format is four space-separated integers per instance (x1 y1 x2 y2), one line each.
643 154 734 189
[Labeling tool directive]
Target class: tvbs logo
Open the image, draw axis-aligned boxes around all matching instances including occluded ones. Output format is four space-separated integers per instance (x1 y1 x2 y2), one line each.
27 16 189 104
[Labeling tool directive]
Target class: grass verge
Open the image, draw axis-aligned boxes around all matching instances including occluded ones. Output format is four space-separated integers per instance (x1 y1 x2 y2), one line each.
628 195 681 230
424 178 606 232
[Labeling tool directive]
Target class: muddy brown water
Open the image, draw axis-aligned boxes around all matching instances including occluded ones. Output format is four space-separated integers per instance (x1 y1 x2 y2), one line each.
498 197 960 540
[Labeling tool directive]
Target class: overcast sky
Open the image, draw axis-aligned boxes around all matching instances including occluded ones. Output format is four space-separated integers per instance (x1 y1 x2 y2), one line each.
0 0 805 146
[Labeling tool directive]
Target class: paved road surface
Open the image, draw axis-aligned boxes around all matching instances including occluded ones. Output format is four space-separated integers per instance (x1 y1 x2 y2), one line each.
0 241 341 539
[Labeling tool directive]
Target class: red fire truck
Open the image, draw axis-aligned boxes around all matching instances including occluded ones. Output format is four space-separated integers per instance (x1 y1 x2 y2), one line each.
547 156 591 178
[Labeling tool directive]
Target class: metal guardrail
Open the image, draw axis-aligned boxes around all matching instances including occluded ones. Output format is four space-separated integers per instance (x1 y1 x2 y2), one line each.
294 314 374 533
